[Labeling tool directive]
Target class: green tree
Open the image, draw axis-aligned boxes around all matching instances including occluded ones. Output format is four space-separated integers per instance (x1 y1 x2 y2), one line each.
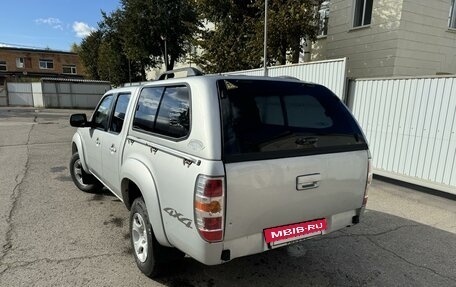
70 43 81 53
195 0 322 72
98 9 143 84
119 0 201 71
79 31 103 79
114 1 159 79
97 36 130 86
255 0 322 65
152 0 201 70
195 0 259 73
77 0 201 85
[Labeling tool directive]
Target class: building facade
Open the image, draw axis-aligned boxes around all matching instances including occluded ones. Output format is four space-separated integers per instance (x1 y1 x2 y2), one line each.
313 0 456 78
0 47 85 82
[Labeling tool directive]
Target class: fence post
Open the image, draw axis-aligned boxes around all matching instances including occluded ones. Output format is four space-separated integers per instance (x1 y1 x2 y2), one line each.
55 82 60 108
345 79 355 110
69 82 74 108
341 57 349 104
5 80 10 106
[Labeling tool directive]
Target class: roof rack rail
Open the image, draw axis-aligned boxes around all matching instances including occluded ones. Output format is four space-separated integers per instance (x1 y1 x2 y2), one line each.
275 76 301 81
157 67 204 80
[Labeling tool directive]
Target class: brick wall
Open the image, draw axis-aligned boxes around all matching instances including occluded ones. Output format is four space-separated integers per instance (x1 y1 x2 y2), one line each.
0 48 85 78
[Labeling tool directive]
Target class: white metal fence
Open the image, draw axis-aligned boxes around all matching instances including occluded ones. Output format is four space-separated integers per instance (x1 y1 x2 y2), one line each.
223 58 348 99
1 80 110 108
7 83 34 106
42 81 110 108
349 76 456 195
0 85 7 106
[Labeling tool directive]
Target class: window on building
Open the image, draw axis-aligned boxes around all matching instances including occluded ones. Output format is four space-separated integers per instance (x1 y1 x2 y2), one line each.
18 57 32 68
318 1 330 36
353 0 373 27
16 58 24 68
63 64 77 74
39 59 54 69
0 61 6 71
450 0 456 29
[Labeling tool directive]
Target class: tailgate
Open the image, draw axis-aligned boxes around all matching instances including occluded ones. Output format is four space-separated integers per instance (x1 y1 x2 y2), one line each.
223 150 368 241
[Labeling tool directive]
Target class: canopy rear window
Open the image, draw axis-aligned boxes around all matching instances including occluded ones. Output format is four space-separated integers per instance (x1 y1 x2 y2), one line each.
218 79 367 162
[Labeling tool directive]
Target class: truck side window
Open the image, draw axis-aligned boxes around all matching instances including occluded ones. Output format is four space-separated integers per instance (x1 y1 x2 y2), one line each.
92 94 114 130
110 93 131 134
133 85 190 139
154 86 190 138
133 87 164 133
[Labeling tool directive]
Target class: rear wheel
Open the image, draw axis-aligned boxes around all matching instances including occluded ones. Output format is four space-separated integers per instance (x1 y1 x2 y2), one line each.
69 152 101 192
130 197 184 278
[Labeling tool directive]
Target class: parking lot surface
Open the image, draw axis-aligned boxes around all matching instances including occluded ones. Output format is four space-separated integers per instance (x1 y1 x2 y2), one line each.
0 107 455 287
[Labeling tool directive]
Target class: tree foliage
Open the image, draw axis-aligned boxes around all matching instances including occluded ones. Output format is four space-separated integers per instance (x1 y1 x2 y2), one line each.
195 0 323 73
79 31 103 80
70 43 81 54
78 0 199 85
77 0 323 82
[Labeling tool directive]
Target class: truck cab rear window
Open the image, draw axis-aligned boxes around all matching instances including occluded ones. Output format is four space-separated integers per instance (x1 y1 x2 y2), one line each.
219 79 367 162
133 85 190 139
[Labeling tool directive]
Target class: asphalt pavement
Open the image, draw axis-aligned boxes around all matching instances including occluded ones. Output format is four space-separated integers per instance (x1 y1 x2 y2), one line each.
0 107 455 287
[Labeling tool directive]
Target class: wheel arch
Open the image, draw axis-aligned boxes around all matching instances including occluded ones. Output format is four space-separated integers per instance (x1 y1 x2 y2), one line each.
71 132 89 172
120 159 171 247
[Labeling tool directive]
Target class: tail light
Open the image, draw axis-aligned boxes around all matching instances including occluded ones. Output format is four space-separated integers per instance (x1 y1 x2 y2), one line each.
363 155 373 207
195 175 225 242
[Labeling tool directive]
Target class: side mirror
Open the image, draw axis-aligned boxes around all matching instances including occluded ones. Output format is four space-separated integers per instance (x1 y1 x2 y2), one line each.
70 113 88 127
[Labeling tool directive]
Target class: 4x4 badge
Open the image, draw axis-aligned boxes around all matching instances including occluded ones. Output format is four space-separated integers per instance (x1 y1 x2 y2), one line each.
163 207 193 229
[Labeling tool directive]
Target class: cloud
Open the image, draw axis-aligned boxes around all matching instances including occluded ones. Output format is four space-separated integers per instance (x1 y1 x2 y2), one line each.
35 17 63 30
73 21 96 38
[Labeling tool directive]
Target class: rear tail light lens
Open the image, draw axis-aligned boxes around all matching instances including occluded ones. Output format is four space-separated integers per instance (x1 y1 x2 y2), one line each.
195 175 224 242
363 156 373 206
203 217 222 229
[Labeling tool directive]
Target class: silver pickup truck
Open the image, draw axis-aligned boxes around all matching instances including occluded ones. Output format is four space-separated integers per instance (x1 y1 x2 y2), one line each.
69 69 372 278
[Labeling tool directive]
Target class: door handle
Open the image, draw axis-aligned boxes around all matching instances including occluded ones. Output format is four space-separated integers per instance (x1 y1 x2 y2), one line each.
299 182 319 190
296 173 321 191
110 144 116 153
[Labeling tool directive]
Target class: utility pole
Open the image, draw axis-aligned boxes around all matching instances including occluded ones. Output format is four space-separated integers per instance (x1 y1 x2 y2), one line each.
263 0 268 76
162 36 168 71
164 38 168 71
128 58 132 85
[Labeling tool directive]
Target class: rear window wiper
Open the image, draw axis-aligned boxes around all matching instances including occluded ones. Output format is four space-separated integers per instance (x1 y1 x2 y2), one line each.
295 137 318 146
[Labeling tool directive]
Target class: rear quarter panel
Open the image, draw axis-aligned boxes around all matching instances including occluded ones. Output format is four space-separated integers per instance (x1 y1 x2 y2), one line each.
121 78 227 257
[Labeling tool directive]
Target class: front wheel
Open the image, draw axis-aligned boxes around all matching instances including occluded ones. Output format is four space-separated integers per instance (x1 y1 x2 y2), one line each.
69 152 101 193
130 197 183 278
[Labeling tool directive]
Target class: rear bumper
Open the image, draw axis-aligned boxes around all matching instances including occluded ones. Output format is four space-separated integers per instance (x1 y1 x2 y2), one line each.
191 209 362 265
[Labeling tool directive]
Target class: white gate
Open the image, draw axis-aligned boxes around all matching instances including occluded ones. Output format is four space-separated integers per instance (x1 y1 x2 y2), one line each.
42 80 110 108
0 85 7 106
223 58 348 99
7 83 33 106
349 76 456 195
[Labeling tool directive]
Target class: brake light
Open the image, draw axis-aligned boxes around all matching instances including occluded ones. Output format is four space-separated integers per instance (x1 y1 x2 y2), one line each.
195 175 224 242
363 156 373 207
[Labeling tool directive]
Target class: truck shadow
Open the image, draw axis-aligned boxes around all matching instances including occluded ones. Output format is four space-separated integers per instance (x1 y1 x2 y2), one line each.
156 210 456 287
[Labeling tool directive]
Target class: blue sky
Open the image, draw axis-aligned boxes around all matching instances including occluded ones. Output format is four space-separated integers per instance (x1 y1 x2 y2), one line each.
0 0 120 51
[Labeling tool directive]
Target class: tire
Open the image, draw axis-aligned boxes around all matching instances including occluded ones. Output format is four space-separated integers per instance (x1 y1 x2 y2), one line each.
130 197 184 278
69 152 101 193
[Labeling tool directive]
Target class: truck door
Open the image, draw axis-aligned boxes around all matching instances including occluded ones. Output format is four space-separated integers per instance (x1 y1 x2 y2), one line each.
85 94 114 179
101 92 131 197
